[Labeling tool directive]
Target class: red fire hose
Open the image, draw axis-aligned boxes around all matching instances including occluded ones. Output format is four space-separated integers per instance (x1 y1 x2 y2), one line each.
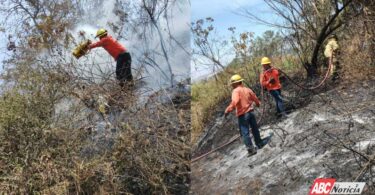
191 56 333 163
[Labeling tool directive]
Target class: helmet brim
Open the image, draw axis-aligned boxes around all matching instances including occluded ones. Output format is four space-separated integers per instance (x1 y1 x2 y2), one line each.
230 79 244 84
95 32 107 38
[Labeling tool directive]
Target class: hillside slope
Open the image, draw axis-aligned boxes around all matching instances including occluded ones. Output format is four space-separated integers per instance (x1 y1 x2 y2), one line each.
191 80 375 194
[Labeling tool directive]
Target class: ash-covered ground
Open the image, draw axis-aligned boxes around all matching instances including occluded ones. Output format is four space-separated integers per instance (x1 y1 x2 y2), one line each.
191 80 375 194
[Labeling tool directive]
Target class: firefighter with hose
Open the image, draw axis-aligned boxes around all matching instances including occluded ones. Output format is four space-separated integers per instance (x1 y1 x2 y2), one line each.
224 74 267 156
88 28 133 87
260 57 287 118
324 34 340 81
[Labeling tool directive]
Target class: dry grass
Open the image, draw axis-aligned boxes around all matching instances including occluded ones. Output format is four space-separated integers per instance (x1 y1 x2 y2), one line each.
0 66 190 194
191 56 300 144
191 24 375 145
340 35 375 82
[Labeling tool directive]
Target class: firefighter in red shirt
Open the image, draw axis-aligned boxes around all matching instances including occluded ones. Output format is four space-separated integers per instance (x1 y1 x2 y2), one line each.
260 57 287 118
88 28 133 87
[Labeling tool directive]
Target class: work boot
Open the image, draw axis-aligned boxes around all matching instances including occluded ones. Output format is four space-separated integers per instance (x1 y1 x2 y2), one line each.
256 142 264 149
247 146 257 157
257 139 268 149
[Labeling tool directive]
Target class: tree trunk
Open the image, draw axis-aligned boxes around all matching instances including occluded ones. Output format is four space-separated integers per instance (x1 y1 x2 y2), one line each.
304 62 318 78
307 0 353 78
309 33 326 78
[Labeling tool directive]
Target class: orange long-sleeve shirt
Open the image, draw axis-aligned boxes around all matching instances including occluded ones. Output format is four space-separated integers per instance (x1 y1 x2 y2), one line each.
260 68 281 91
225 85 261 117
88 35 126 60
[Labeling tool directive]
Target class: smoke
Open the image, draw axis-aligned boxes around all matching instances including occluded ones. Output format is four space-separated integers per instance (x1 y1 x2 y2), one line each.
69 0 190 92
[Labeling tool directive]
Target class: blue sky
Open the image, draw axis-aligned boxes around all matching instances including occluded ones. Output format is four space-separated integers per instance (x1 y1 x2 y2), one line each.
1 1 278 82
192 0 275 37
191 0 277 81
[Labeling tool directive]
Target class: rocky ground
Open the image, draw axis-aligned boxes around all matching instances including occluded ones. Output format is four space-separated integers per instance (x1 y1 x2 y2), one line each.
191 79 375 194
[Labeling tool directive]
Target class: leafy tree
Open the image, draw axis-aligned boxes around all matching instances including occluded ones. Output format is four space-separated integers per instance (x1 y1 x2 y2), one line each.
242 0 355 77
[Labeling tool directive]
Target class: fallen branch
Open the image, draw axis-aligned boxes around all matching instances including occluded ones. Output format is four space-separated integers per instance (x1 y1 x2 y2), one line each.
355 154 375 182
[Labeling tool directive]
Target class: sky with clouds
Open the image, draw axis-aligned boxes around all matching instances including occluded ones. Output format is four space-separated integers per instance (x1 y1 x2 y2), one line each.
192 0 276 37
0 1 278 83
191 0 278 81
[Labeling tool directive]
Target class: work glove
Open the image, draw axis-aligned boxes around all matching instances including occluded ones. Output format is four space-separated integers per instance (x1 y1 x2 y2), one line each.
224 112 229 119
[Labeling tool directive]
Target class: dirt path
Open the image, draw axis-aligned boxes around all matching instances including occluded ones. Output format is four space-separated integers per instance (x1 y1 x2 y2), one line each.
191 80 375 194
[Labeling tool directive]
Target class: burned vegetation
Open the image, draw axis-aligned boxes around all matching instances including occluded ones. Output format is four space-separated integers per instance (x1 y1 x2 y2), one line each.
0 0 190 194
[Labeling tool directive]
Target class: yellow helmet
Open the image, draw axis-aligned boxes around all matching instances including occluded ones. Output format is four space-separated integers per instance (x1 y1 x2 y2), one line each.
95 28 107 38
261 57 271 65
230 74 244 84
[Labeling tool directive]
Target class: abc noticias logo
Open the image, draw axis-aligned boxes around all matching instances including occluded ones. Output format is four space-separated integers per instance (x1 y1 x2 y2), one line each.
309 178 366 195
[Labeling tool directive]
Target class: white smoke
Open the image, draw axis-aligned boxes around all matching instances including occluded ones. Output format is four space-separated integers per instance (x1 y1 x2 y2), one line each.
69 0 190 91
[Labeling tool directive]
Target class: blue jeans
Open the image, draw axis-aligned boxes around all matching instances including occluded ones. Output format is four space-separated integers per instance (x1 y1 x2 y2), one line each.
238 111 262 149
269 89 286 115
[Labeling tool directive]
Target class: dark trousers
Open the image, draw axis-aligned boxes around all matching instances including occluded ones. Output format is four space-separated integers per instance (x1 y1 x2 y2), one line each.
116 52 133 85
269 89 286 114
238 111 262 149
